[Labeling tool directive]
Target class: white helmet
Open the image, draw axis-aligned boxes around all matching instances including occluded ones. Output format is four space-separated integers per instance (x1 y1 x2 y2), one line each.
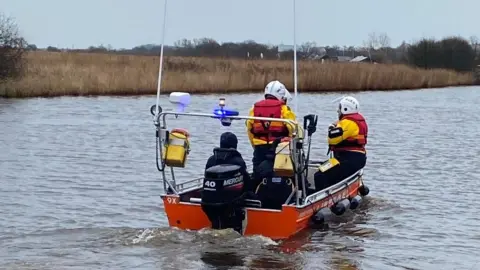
264 80 292 103
338 96 360 116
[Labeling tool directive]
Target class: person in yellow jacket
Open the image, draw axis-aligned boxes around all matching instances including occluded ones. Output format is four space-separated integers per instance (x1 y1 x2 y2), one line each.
313 96 368 191
245 80 296 181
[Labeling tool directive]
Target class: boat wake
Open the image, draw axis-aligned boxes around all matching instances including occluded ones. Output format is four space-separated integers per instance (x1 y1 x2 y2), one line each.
1 195 401 270
130 226 278 247
4 195 397 251
128 195 400 250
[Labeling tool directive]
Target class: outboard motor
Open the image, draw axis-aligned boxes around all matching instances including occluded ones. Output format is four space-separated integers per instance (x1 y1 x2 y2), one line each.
201 164 246 234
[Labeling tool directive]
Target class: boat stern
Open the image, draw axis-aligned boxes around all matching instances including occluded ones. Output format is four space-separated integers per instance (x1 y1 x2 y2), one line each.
162 194 303 240
243 205 305 240
161 194 211 230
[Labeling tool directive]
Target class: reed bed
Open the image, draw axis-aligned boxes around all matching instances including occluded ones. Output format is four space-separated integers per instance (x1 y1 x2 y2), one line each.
0 51 474 98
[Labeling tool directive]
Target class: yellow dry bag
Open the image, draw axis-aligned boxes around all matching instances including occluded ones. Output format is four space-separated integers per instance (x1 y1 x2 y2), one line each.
273 139 294 177
162 128 190 167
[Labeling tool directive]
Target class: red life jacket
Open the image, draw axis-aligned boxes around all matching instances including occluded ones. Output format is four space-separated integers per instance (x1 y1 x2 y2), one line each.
251 98 289 143
330 113 368 152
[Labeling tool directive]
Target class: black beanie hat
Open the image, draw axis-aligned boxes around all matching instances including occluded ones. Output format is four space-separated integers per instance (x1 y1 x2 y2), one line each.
220 132 238 149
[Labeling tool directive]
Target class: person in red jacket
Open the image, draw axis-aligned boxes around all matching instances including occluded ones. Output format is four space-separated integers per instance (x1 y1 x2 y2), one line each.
245 80 296 184
314 96 368 191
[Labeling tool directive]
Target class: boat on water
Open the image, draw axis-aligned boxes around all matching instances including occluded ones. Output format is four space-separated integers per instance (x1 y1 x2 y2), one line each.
149 94 370 240
148 0 371 240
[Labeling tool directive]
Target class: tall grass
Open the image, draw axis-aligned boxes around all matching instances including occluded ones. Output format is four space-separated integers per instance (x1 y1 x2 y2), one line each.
0 51 474 98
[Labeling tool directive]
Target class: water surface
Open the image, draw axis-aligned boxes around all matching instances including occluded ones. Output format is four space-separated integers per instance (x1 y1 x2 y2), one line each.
1 86 479 270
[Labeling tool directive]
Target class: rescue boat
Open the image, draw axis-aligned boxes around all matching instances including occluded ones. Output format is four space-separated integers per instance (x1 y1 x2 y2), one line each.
148 0 370 240
148 93 370 240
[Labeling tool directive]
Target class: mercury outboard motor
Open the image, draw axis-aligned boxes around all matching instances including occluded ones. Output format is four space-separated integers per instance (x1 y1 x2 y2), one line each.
201 164 246 234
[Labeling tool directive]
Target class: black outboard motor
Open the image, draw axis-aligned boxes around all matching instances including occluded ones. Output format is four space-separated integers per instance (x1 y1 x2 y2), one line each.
201 164 246 234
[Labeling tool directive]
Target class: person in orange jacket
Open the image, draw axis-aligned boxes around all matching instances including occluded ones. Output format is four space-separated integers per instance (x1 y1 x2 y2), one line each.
314 96 368 191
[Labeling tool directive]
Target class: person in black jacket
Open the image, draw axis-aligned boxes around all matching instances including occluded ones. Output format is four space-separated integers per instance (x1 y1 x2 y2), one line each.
203 132 254 234
205 132 253 193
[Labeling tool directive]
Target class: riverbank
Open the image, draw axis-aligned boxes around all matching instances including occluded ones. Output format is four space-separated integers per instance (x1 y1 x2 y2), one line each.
0 51 474 98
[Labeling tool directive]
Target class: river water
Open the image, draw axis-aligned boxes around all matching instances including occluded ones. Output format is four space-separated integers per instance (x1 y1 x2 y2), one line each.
0 86 479 270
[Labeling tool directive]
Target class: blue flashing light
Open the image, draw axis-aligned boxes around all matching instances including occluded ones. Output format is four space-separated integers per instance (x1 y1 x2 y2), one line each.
212 107 239 126
212 107 239 118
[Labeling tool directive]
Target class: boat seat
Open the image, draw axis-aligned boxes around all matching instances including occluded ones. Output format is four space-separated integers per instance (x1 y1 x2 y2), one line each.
254 177 295 210
306 159 364 190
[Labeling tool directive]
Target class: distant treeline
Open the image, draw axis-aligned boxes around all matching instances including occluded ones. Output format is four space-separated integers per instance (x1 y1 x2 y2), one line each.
1 9 480 83
407 37 478 72
30 34 480 73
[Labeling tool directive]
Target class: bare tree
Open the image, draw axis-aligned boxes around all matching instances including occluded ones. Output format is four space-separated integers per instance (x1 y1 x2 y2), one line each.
174 38 194 48
377 32 391 48
469 35 478 46
470 35 479 57
362 32 378 62
377 32 391 62
298 41 325 59
363 32 378 50
0 13 27 81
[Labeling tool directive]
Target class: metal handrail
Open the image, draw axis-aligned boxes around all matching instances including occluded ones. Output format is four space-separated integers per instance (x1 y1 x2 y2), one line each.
302 169 363 206
154 109 308 206
156 111 299 134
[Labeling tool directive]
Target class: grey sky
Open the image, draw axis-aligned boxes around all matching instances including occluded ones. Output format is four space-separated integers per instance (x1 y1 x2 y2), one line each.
1 0 478 49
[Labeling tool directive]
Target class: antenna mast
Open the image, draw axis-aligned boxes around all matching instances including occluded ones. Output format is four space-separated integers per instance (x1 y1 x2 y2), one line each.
293 0 298 113
154 0 169 118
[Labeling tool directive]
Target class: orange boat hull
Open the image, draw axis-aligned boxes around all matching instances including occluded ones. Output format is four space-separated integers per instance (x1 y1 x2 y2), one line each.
161 178 362 240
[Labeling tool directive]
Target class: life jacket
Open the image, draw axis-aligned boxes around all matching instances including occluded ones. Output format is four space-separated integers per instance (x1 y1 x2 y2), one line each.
251 98 289 143
330 113 368 152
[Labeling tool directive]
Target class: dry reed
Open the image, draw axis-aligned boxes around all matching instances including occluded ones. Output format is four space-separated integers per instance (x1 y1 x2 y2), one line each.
0 51 474 98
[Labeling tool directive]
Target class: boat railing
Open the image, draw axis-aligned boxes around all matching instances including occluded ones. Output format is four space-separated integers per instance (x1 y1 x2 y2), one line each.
155 111 299 134
152 102 310 206
173 163 255 194
154 105 363 209
179 169 363 210
302 169 363 207
174 176 203 194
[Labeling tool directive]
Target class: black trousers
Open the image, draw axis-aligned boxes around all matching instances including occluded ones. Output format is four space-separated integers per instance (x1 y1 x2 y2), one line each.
252 144 310 194
314 151 366 191
252 144 276 185
252 144 276 168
